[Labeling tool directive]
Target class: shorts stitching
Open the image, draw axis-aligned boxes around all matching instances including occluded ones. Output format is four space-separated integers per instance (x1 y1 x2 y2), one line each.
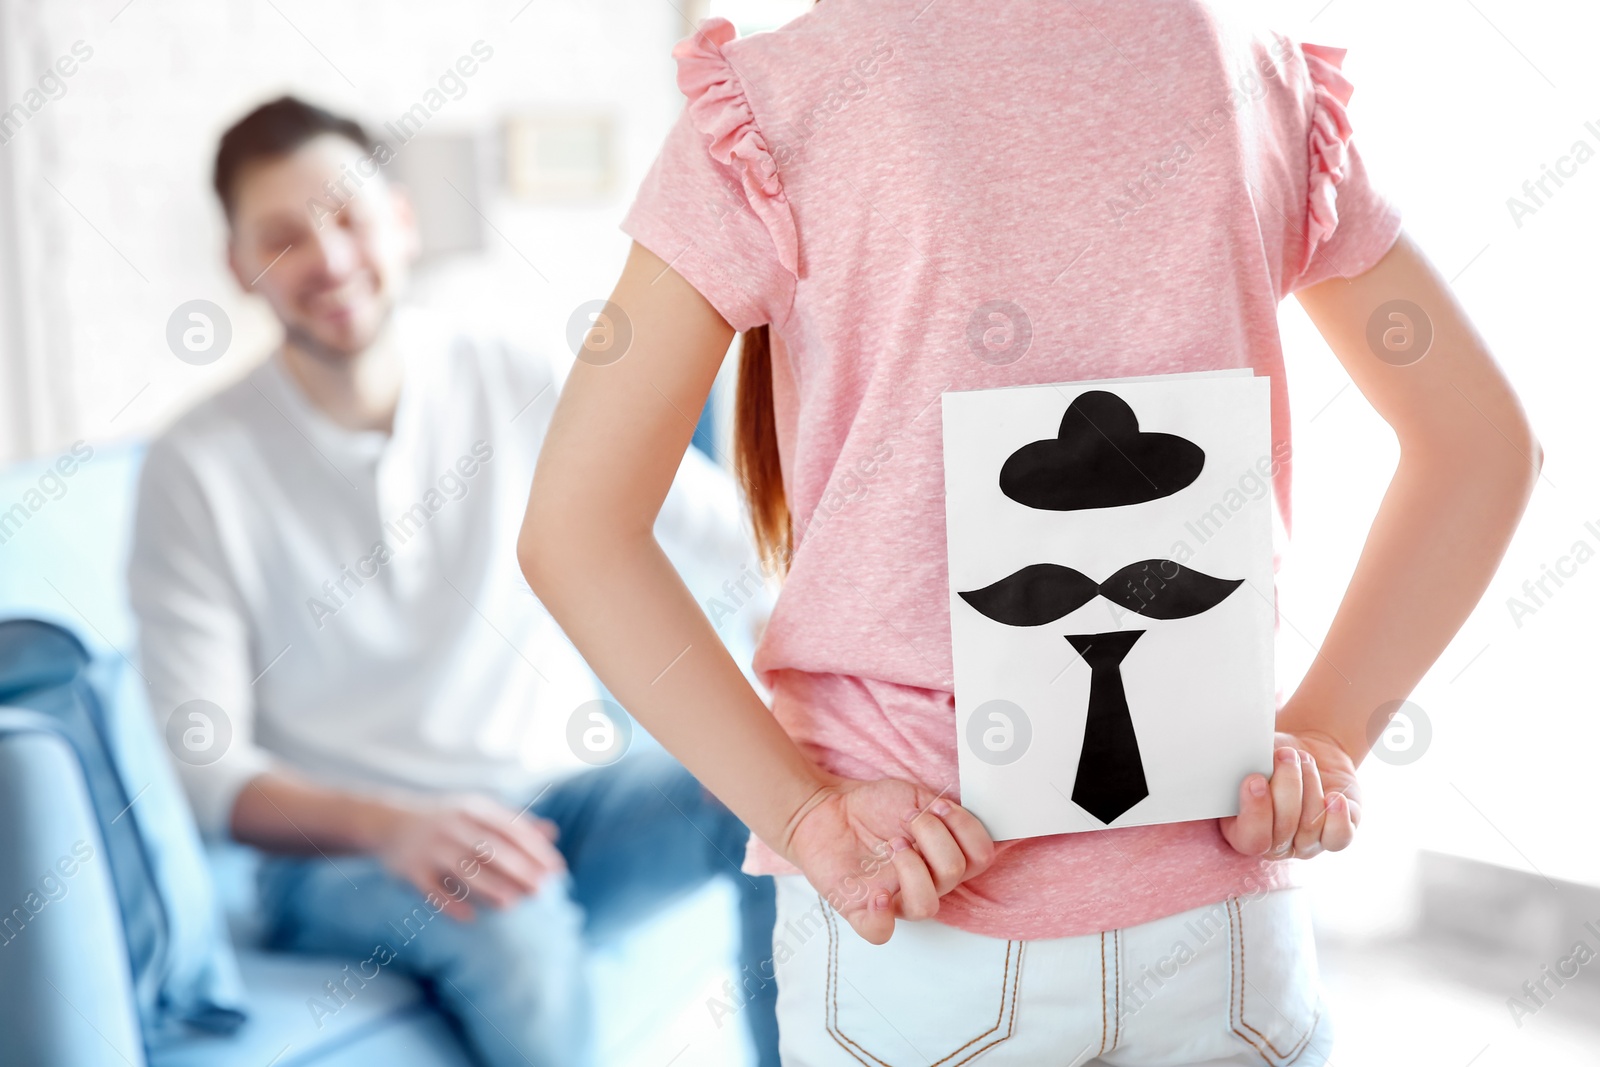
821 895 1020 1067
920 940 1013 1067
949 940 1026 1066
1228 896 1321 1066
1111 928 1122 1050
824 899 889 1067
1235 897 1318 1063
1097 932 1108 1056
1227 898 1273 1067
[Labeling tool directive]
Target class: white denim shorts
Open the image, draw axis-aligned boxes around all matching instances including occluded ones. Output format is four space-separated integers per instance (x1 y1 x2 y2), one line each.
770 875 1334 1066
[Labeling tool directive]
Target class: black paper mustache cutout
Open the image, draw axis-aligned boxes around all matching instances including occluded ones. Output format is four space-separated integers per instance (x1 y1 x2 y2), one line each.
1000 390 1205 511
958 559 1244 625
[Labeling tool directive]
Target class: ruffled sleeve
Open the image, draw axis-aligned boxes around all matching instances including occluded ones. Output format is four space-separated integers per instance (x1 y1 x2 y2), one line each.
1301 43 1355 254
619 18 800 331
673 17 799 276
1286 41 1402 292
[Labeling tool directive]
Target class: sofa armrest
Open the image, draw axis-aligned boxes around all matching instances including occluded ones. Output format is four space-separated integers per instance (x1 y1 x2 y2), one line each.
0 717 147 1066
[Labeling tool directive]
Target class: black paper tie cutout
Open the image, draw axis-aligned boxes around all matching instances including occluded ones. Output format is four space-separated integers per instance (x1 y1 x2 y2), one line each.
1066 631 1149 824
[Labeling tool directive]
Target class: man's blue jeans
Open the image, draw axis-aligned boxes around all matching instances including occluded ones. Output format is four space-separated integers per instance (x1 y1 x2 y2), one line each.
255 744 779 1067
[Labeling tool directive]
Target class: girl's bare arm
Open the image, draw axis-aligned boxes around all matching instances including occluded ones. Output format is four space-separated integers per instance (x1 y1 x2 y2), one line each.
518 241 994 943
1223 230 1542 858
518 243 821 851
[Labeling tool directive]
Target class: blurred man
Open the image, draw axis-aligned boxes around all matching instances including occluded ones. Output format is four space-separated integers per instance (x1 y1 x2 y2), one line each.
128 97 778 1067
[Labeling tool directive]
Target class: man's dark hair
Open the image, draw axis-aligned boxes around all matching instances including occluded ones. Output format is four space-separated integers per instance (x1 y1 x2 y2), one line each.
213 95 381 220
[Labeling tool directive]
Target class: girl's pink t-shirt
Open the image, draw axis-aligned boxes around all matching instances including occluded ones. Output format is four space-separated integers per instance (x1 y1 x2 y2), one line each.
621 0 1403 940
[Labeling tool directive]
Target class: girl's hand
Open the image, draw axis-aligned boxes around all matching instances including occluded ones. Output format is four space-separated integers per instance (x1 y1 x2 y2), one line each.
780 776 997 945
1220 730 1362 860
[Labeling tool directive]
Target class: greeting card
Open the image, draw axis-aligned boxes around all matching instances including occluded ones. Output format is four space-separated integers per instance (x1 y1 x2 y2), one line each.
942 369 1276 839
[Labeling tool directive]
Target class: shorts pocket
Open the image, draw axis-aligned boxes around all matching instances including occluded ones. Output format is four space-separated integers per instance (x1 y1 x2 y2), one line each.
822 898 1022 1066
1226 890 1323 1066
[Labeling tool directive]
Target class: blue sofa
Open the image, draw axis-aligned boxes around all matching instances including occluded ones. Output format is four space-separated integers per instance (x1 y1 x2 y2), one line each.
0 441 750 1067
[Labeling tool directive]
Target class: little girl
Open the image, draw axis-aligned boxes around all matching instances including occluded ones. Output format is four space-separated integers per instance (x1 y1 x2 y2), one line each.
521 1 1540 1063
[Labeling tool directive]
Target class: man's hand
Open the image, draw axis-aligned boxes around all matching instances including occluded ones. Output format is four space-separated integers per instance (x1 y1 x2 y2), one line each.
1220 730 1362 860
370 794 566 921
780 776 996 946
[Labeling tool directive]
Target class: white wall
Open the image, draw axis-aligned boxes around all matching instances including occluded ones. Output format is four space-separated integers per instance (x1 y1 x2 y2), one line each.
0 0 710 461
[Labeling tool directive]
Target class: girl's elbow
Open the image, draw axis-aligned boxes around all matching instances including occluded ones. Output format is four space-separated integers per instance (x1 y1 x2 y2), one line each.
1499 425 1543 490
516 516 561 594
518 476 592 588
517 508 650 594
1406 409 1543 483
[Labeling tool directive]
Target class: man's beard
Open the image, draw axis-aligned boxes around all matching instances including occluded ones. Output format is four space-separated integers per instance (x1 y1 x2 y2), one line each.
282 292 396 366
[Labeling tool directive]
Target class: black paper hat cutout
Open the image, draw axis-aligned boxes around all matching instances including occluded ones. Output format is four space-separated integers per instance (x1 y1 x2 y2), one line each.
1000 390 1205 511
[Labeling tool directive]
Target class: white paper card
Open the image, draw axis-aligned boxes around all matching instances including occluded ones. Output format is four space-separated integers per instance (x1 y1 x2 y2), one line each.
942 370 1276 840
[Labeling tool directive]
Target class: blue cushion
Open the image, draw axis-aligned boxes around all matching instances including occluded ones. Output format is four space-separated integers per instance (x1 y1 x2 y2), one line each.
0 716 148 1066
0 619 248 1044
148 949 472 1067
